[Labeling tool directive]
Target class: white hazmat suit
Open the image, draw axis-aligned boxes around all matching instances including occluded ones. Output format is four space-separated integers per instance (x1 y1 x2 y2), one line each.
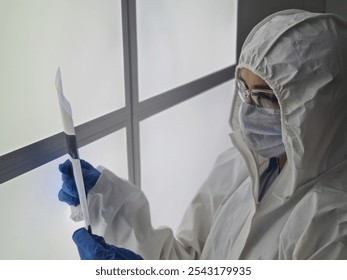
71 9 347 259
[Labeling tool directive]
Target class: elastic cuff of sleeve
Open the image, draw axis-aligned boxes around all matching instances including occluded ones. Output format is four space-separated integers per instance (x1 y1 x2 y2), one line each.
70 204 84 222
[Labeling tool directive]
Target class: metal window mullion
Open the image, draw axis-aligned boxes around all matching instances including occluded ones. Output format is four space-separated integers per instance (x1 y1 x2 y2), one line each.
122 0 142 186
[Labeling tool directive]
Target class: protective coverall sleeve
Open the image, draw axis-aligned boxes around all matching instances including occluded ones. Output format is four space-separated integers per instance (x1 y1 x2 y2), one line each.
69 148 244 260
279 188 347 260
70 166 217 259
70 168 195 259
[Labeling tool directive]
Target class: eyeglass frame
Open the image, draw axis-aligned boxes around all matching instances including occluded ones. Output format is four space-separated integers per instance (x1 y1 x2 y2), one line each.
236 76 279 108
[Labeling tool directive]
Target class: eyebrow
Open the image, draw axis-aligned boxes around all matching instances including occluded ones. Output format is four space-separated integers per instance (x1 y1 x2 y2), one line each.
239 77 272 90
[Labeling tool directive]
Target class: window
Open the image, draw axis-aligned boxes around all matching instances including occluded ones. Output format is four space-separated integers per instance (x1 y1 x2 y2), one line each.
0 0 125 155
137 0 237 100
0 0 237 259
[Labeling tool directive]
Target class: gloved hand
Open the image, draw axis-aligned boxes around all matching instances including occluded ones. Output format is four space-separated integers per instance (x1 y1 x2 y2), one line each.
58 159 101 206
73 228 143 260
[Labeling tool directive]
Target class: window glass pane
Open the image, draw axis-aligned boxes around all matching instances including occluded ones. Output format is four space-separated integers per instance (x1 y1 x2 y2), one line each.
137 0 237 101
0 0 125 155
140 81 234 231
0 129 127 259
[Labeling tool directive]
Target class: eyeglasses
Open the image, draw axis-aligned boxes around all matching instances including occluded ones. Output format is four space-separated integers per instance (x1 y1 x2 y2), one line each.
237 79 279 108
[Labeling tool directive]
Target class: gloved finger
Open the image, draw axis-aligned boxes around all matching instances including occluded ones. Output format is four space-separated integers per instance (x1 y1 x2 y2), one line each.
91 234 109 248
80 159 96 171
72 227 93 244
61 171 73 183
61 178 77 194
60 159 100 184
60 159 98 175
72 228 108 260
58 189 79 206
60 159 91 178
59 159 73 175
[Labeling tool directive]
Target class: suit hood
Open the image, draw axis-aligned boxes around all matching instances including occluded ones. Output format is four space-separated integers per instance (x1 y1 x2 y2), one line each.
230 9 347 192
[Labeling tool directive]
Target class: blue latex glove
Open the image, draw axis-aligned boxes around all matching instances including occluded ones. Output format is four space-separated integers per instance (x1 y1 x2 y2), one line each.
73 228 143 260
58 159 101 206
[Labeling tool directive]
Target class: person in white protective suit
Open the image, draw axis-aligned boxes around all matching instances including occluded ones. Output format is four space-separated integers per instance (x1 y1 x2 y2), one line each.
58 9 347 259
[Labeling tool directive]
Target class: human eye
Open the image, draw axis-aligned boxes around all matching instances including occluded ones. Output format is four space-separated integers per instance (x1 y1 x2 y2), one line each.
253 91 278 107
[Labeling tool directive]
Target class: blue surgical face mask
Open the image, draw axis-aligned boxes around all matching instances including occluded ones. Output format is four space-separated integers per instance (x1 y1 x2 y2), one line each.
239 102 286 158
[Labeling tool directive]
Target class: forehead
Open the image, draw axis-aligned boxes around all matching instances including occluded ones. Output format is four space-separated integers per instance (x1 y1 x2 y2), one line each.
240 68 269 88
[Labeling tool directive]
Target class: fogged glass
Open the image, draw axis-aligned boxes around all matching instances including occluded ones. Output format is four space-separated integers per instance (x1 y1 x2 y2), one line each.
140 81 234 232
0 0 125 155
0 130 127 259
137 0 237 101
